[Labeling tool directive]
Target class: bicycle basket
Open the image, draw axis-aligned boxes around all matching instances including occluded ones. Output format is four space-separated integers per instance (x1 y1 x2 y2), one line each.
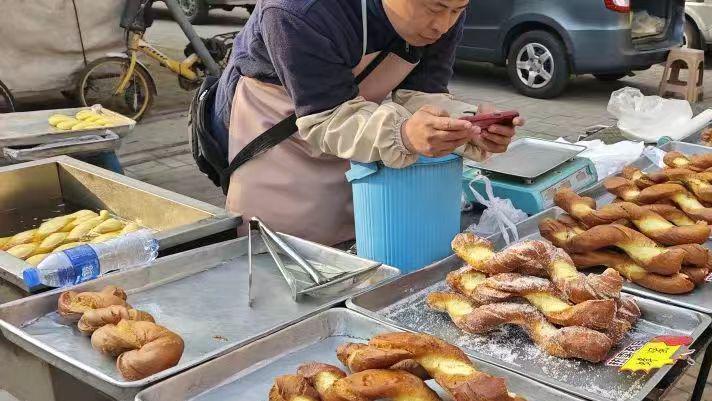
120 0 155 32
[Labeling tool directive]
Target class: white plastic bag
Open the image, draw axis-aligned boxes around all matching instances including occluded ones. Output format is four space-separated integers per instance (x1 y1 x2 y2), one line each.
607 87 693 142
555 138 644 180
631 11 665 37
465 175 527 245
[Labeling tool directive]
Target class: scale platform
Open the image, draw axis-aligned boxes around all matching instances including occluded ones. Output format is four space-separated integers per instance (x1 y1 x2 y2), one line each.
463 138 597 215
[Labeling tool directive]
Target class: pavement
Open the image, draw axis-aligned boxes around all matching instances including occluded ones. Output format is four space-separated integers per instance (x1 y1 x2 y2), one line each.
7 6 712 401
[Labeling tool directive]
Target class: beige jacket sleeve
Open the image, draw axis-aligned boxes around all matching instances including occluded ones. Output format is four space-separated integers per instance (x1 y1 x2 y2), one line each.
392 89 489 162
295 96 419 169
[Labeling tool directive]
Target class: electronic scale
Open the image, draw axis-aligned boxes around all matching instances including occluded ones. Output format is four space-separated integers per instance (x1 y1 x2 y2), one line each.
462 138 598 215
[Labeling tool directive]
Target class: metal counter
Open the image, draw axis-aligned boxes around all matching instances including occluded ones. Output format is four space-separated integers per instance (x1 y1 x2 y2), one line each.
346 258 711 401
0 156 239 295
0 234 399 401
135 308 586 401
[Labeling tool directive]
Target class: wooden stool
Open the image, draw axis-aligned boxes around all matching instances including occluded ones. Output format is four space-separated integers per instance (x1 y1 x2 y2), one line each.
659 48 704 103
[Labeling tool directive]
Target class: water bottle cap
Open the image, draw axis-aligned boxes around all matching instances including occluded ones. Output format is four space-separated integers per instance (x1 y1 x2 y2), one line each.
22 268 41 288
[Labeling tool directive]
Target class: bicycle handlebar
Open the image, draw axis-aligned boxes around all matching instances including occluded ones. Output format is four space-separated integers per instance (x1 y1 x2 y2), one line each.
162 0 222 76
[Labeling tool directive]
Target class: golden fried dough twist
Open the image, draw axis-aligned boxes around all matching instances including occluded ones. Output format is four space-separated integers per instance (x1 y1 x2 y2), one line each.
336 332 525 401
555 188 710 245
451 234 622 303
571 251 699 294
58 285 129 320
269 375 321 401
427 293 613 363
664 151 712 171
91 320 184 381
446 268 616 330
78 305 155 335
300 364 441 401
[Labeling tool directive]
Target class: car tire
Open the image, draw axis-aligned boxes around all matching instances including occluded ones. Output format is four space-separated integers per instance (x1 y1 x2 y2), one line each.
507 30 569 99
180 0 209 25
684 19 702 50
593 73 628 82
243 5 255 14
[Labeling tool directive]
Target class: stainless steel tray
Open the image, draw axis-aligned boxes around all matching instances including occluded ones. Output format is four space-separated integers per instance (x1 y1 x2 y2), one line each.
487 207 712 315
0 236 399 401
581 141 712 207
135 308 585 401
3 131 121 162
0 156 239 293
346 259 711 401
464 138 586 179
0 107 135 147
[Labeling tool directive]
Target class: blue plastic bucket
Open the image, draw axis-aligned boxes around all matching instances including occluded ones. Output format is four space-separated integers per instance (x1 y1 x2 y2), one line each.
346 155 463 273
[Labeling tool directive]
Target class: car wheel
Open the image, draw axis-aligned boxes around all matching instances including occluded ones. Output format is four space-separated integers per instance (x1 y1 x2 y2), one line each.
507 30 569 99
178 0 209 24
684 19 702 50
593 73 628 82
243 4 255 14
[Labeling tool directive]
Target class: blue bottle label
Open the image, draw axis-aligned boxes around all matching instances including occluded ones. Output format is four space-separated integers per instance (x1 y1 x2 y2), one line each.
62 245 100 284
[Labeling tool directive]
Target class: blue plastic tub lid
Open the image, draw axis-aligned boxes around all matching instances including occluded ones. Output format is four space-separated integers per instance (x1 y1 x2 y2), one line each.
346 154 461 182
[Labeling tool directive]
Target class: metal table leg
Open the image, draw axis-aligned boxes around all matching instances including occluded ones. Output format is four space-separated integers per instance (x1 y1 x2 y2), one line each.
691 342 712 401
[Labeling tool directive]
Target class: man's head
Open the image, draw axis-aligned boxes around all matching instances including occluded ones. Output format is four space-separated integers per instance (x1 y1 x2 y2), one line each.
383 0 469 46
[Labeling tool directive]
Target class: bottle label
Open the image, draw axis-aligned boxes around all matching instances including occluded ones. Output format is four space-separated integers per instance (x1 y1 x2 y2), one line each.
63 245 100 285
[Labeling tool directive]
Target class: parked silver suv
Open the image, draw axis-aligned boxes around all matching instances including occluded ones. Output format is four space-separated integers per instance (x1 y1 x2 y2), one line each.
458 0 685 98
686 0 712 49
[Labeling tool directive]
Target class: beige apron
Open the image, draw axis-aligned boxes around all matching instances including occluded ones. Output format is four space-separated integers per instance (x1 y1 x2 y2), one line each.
226 49 417 246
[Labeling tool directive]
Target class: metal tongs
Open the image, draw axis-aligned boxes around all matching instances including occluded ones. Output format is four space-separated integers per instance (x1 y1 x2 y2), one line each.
247 217 382 306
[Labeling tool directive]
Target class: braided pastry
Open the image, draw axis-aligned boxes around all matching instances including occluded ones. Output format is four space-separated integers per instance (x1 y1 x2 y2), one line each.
78 305 155 335
555 188 710 245
624 166 712 203
91 320 184 380
570 251 696 294
58 286 129 320
608 296 642 344
269 375 321 401
336 332 525 401
300 365 441 401
544 222 685 275
664 151 712 171
452 234 622 303
427 293 613 362
642 204 697 226
447 269 616 330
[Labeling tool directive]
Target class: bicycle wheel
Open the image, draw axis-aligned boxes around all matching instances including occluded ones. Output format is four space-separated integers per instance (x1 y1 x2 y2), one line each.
77 57 155 121
0 79 16 113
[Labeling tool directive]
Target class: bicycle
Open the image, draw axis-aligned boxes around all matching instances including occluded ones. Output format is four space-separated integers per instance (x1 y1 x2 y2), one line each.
76 0 232 121
0 79 16 113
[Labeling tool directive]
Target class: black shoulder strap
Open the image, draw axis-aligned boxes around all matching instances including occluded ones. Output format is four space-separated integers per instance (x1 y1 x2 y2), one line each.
220 43 402 192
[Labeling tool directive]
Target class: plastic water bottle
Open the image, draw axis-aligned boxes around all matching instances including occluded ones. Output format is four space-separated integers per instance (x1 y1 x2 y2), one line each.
22 229 159 288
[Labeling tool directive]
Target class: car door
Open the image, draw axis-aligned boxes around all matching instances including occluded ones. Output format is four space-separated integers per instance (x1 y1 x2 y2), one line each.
459 0 514 62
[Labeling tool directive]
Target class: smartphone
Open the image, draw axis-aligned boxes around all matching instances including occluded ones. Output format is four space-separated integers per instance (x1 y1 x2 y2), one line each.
460 111 520 129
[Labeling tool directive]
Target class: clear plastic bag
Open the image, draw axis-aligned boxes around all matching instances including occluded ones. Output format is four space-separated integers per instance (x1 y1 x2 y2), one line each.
607 87 692 142
465 175 527 245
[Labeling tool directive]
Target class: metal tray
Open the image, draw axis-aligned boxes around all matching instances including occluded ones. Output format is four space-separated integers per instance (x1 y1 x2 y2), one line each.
464 138 586 179
487 207 712 315
0 156 238 293
0 235 399 401
135 308 585 401
3 131 121 162
346 259 711 401
581 141 712 207
0 107 135 147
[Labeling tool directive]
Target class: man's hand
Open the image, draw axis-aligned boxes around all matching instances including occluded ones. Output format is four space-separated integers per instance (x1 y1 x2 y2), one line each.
401 105 476 158
471 103 525 154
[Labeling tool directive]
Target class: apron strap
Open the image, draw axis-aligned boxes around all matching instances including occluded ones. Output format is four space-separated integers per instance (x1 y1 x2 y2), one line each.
361 0 368 58
219 39 404 194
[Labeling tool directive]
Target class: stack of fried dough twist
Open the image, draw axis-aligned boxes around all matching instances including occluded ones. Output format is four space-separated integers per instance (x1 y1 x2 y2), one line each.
269 332 526 401
57 285 184 381
547 187 711 295
602 152 712 224
426 233 639 363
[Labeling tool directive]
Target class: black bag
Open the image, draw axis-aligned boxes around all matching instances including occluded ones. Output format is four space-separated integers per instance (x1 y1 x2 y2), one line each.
189 41 411 195
120 0 155 32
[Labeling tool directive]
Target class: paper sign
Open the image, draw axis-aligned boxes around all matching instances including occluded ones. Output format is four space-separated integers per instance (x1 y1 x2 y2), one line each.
618 336 693 374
